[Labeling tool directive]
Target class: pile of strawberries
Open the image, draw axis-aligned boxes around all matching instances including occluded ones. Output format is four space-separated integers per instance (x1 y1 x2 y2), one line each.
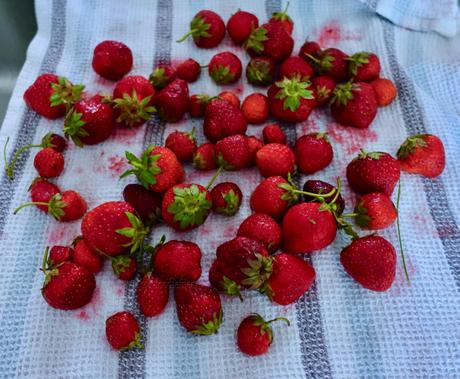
8 6 446 357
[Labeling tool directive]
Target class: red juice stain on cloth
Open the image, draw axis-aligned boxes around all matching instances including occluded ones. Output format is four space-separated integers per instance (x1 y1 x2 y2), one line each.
326 122 378 155
46 223 79 245
316 20 361 47
75 310 90 321
111 125 144 145
108 155 128 176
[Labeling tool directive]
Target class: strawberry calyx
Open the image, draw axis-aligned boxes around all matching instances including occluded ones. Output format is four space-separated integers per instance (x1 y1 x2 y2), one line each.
121 146 162 188
274 75 314 112
49 76 85 111
148 67 170 89
177 16 211 43
112 90 156 127
187 127 197 143
192 310 223 335
396 134 427 159
14 193 66 220
347 52 370 76
111 254 135 276
241 253 273 290
247 60 273 85
216 189 240 216
121 331 144 351
353 201 371 228
210 64 235 85
316 85 331 101
247 313 291 343
243 26 268 54
357 149 382 160
331 81 360 106
216 153 234 170
272 2 292 22
41 247 62 287
63 109 89 147
116 212 149 253
221 276 243 301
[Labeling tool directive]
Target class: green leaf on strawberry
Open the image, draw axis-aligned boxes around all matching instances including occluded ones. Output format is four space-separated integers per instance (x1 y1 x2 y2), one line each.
274 75 314 112
116 211 149 253
49 76 85 110
192 310 222 335
210 64 234 85
113 90 156 127
396 134 428 159
121 146 162 188
347 52 370 76
243 26 268 54
63 110 89 147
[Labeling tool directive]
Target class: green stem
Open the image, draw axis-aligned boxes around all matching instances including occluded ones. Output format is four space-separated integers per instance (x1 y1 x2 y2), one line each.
176 28 198 43
41 246 49 272
304 53 320 64
14 201 49 214
396 181 410 283
206 166 223 190
291 187 336 199
342 213 358 218
5 142 43 179
267 316 290 326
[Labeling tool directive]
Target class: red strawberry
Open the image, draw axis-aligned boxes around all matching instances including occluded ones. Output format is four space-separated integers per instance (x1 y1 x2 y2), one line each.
29 177 61 213
155 79 190 123
298 41 321 64
136 273 169 317
331 81 378 129
33 147 64 178
312 76 335 106
176 59 201 83
73 237 103 273
41 248 95 310
64 94 114 146
208 52 242 85
216 236 271 289
189 94 211 117
244 23 293 62
267 76 317 123
148 64 177 90
203 98 247 142
112 254 137 281
48 245 74 265
92 40 133 80
46 134 67 152
24 74 84 119
371 78 397 107
218 91 240 108
246 57 276 87
177 10 225 48
268 2 293 34
241 93 269 124
279 56 314 80
313 48 349 82
256 143 295 178
215 134 252 170
211 182 243 216
193 143 217 171
354 192 397 230
262 253 315 305
340 235 396 291
348 52 381 82
263 124 286 144
208 259 242 299
303 180 345 215
122 145 184 193
105 311 143 350
227 10 259 45
294 133 333 174
123 184 162 226
397 134 445 178
152 240 202 281
161 183 212 231
237 213 282 253
347 150 400 196
174 283 222 334
81 201 148 256
112 75 155 127
247 135 264 164
237 314 290 356
165 128 197 162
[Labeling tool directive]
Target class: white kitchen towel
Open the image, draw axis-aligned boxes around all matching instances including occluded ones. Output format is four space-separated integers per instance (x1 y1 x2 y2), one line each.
0 0 459 378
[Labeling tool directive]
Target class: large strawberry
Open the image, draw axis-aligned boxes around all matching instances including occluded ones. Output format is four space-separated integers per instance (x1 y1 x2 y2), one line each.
294 133 333 174
154 79 190 122
148 64 177 90
268 2 293 34
177 10 225 48
136 273 169 317
123 184 162 226
227 10 259 45
215 134 252 170
203 98 247 142
237 213 282 253
347 52 381 82
279 56 313 80
92 40 133 80
208 259 243 299
246 57 276 86
165 128 197 162
310 48 349 82
208 52 242 85
256 143 296 178
105 311 143 350
354 192 397 230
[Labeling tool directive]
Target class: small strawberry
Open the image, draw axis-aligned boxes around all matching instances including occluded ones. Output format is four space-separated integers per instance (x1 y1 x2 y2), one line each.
241 93 269 124
354 192 397 230
105 311 143 350
303 180 345 215
73 237 103 274
269 2 293 34
218 91 240 108
294 133 333 174
347 52 380 82
81 201 148 256
211 182 243 216
136 273 169 317
347 150 400 196
33 147 64 178
41 248 95 310
237 213 282 253
227 10 259 45
312 76 335 106
279 56 314 80
28 177 61 213
340 235 396 291
208 259 242 299
177 10 226 48
23 74 84 119
165 128 197 162
371 78 397 107
397 134 445 178
176 58 201 83
203 98 247 142
48 245 73 265
111 254 137 281
189 94 211 117
331 81 378 129
237 314 290 356
298 41 321 64
247 135 264 164
246 57 276 87
193 143 217 171
152 240 202 282
215 134 252 170
263 124 286 144
312 48 349 82
174 283 222 334
122 145 184 193
208 52 242 85
123 184 162 226
155 79 190 123
92 40 133 80
45 134 67 152
148 64 177 90
256 143 295 178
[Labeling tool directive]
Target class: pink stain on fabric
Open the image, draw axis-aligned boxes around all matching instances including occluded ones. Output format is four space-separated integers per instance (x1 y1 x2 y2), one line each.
326 122 378 155
111 126 143 145
46 223 79 245
316 20 361 47
108 155 128 176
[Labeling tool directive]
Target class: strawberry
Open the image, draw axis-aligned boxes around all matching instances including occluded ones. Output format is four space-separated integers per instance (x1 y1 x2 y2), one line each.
161 183 212 231
122 145 184 193
105 311 143 350
237 213 282 253
216 237 271 289
312 48 349 82
136 273 169 317
72 237 103 274
397 134 445 178
298 41 321 64
279 56 314 80
244 23 293 62
92 40 133 80
155 79 190 122
193 143 217 171
176 58 201 83
28 177 61 213
215 134 252 170
340 235 396 291
247 135 264 164
33 148 64 178
294 133 333 174
261 253 315 305
263 124 286 144
165 128 197 162
46 134 67 152
269 2 293 34
246 57 276 87
218 91 240 108
208 259 242 299
203 98 247 142
81 201 148 256
331 81 378 129
208 52 242 85
237 314 290 356
303 180 345 215
112 75 155 127
48 245 73 265
348 52 380 82
189 94 211 117
23 74 84 119
174 282 222 334
112 254 137 281
354 192 397 230
177 10 225 48
148 64 177 90
211 182 242 216
152 240 202 281
64 94 114 146
227 10 259 45
123 184 162 226
41 248 95 310
347 150 400 196
256 143 295 178
241 93 269 124
267 76 316 123
371 78 397 107
312 76 335 106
